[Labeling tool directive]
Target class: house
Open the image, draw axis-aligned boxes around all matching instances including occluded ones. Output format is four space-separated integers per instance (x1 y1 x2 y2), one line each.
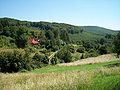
29 37 40 45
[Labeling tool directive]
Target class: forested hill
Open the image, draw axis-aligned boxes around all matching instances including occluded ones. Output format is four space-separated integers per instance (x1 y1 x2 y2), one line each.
81 26 118 35
0 17 118 46
0 17 117 35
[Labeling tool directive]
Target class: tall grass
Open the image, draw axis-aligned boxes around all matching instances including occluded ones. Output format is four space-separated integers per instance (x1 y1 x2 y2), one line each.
0 66 120 90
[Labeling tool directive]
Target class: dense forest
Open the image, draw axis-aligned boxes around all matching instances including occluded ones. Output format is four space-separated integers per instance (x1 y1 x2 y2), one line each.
0 17 119 72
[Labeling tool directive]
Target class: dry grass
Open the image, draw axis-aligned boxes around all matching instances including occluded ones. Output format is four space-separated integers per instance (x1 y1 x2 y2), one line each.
58 54 118 66
0 71 90 90
0 66 120 90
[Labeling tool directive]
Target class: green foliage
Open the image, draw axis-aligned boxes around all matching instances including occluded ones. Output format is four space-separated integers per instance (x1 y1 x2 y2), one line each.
83 41 94 51
32 53 49 68
52 45 59 52
113 32 120 57
0 35 17 48
0 49 33 73
88 49 98 57
98 45 107 55
80 53 84 59
77 46 85 53
68 45 75 53
45 30 54 39
80 52 89 59
82 26 117 35
105 34 114 39
60 30 70 43
56 46 72 63
99 38 107 45
69 32 103 42
51 56 58 65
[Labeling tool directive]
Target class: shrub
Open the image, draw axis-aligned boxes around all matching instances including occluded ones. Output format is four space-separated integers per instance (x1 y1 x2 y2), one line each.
52 45 59 52
32 53 49 68
98 45 107 55
0 35 17 48
56 46 72 63
0 49 33 73
88 49 99 57
80 52 89 59
51 56 58 65
68 45 75 53
81 54 84 59
77 46 85 53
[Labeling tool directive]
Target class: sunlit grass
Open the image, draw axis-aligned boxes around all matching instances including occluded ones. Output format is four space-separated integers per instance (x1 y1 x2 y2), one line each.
0 60 120 90
31 60 120 74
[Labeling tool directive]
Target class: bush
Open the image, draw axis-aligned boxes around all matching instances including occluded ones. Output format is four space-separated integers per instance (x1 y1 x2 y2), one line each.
52 45 59 52
98 45 107 55
68 45 75 53
77 46 85 53
80 54 84 59
88 49 99 57
0 49 33 73
32 53 49 68
51 56 58 65
80 50 98 59
56 46 72 63
0 35 17 48
80 52 89 59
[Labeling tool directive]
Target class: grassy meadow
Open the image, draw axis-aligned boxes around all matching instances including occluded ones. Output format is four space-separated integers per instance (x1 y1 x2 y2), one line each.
0 60 120 90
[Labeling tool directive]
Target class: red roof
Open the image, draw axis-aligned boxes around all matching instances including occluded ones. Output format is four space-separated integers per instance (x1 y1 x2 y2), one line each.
29 37 40 45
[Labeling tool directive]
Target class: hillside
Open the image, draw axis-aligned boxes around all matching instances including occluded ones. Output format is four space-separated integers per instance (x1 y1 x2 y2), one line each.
0 17 118 73
81 26 117 35
0 18 117 43
69 31 103 42
0 17 120 90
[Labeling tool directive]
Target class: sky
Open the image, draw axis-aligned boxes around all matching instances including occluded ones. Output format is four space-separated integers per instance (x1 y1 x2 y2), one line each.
0 0 120 30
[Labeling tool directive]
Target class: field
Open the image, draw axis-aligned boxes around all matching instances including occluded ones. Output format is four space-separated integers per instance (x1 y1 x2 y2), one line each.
0 58 120 90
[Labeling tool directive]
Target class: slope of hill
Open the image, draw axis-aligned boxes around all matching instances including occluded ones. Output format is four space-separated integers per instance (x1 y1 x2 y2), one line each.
0 17 117 50
81 26 117 35
0 17 119 74
69 31 103 42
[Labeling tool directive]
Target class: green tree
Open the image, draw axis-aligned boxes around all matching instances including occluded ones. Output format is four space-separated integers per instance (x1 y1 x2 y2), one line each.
99 38 107 45
51 56 58 65
77 46 85 53
45 30 54 39
53 29 60 39
60 30 70 43
113 32 120 57
0 22 3 34
3 26 11 36
98 45 107 55
57 46 72 63
16 27 29 48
